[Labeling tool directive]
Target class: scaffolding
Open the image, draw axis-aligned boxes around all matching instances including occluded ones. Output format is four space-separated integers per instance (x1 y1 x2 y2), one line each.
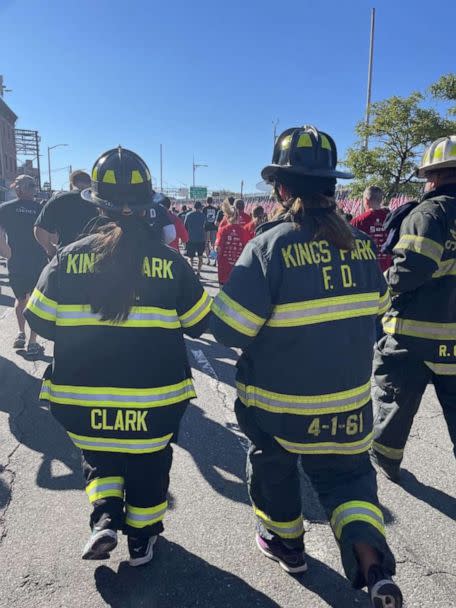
15 128 41 189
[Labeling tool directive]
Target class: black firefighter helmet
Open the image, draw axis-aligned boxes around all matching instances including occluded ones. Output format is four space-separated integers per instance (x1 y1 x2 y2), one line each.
261 125 353 183
81 146 165 211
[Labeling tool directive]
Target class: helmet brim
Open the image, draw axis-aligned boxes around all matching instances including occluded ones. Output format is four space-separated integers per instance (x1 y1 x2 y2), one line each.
81 188 166 211
417 159 456 178
261 164 353 183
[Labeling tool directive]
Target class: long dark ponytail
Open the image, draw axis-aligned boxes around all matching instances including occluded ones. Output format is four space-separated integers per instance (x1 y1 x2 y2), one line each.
88 212 152 322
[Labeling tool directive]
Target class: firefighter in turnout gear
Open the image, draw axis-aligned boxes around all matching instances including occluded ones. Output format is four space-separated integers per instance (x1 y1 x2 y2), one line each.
211 126 403 608
24 147 211 566
371 135 456 481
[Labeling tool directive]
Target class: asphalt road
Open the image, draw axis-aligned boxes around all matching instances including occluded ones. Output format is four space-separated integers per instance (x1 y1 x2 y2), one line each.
0 260 455 608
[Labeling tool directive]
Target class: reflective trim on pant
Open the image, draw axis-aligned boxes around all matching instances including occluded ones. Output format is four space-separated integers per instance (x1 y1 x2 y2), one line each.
432 258 456 279
40 379 196 407
378 289 391 316
331 500 385 540
372 441 404 461
86 476 124 503
236 380 371 416
275 432 373 455
253 505 304 539
125 501 168 529
69 431 173 454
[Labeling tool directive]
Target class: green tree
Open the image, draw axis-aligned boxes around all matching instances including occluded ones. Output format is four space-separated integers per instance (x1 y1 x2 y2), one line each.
429 73 456 115
345 90 455 199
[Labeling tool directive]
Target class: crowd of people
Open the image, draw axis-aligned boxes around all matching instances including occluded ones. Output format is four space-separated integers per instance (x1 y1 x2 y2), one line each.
0 126 455 608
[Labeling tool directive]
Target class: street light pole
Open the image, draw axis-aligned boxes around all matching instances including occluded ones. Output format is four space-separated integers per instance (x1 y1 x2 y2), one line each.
364 8 376 149
160 144 163 193
192 156 208 187
47 143 68 191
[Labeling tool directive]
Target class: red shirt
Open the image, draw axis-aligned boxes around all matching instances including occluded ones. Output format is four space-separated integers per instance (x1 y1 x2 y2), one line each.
351 208 392 272
167 211 189 251
218 211 251 231
216 224 249 285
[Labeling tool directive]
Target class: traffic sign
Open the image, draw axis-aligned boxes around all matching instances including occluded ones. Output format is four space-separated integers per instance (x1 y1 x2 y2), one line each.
190 186 207 199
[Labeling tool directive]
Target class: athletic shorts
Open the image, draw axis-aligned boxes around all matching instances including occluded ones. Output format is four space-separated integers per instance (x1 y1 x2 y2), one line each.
8 267 42 300
205 230 217 245
186 242 205 258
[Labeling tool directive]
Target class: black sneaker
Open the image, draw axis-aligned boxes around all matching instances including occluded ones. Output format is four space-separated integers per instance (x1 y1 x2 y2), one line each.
82 528 117 560
370 450 401 483
255 533 307 574
368 565 403 608
13 332 26 349
128 535 157 567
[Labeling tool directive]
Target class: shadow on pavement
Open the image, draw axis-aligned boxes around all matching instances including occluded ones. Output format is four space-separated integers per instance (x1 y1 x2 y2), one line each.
0 355 82 496
296 555 370 608
400 468 456 520
94 538 281 608
177 403 248 505
187 335 238 389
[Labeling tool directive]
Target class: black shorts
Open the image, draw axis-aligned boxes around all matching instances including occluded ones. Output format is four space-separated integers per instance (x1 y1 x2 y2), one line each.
186 242 205 258
8 267 42 300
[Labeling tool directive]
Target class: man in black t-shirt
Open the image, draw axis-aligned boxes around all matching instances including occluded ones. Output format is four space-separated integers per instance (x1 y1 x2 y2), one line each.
184 201 206 276
0 175 47 355
34 170 97 255
203 196 218 258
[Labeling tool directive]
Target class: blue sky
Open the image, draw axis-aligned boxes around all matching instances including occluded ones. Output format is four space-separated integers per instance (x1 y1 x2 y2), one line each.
1 0 455 193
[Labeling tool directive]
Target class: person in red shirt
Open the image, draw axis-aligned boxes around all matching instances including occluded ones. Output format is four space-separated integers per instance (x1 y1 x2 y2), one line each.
162 197 188 252
215 201 249 286
244 205 267 240
351 186 392 272
218 198 251 231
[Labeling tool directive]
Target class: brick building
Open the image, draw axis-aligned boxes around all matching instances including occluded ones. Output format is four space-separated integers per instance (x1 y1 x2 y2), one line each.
0 95 18 201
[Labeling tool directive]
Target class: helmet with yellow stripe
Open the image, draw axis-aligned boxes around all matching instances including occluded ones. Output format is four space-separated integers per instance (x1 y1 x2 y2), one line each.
261 125 353 183
81 146 164 211
417 135 456 177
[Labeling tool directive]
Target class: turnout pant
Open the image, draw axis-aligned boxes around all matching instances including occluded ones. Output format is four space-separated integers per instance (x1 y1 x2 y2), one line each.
82 445 172 538
372 337 456 464
235 400 396 588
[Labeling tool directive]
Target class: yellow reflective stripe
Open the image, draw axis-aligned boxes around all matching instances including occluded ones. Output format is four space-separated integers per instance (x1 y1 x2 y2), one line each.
55 304 180 328
86 476 124 503
383 317 456 341
125 501 168 528
41 378 196 407
68 432 173 454
212 291 265 337
320 134 332 150
92 167 98 181
253 506 304 539
275 432 373 455
395 235 443 265
26 288 58 322
372 441 404 460
236 380 371 416
131 170 144 184
179 291 212 328
378 290 391 316
424 361 456 375
432 258 456 278
266 292 380 327
103 169 116 184
331 500 384 540
297 133 312 148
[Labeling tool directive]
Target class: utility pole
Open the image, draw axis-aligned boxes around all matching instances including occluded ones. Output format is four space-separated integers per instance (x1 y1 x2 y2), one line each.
47 143 68 192
240 180 244 197
192 155 208 187
160 144 163 192
364 8 376 149
35 131 42 190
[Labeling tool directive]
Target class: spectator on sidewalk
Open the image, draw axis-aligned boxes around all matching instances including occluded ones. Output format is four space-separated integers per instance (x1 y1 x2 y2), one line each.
0 175 47 356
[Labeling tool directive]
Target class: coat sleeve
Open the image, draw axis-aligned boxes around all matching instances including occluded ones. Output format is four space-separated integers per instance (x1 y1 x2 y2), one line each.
176 261 212 338
24 255 60 341
385 210 445 294
211 242 272 348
